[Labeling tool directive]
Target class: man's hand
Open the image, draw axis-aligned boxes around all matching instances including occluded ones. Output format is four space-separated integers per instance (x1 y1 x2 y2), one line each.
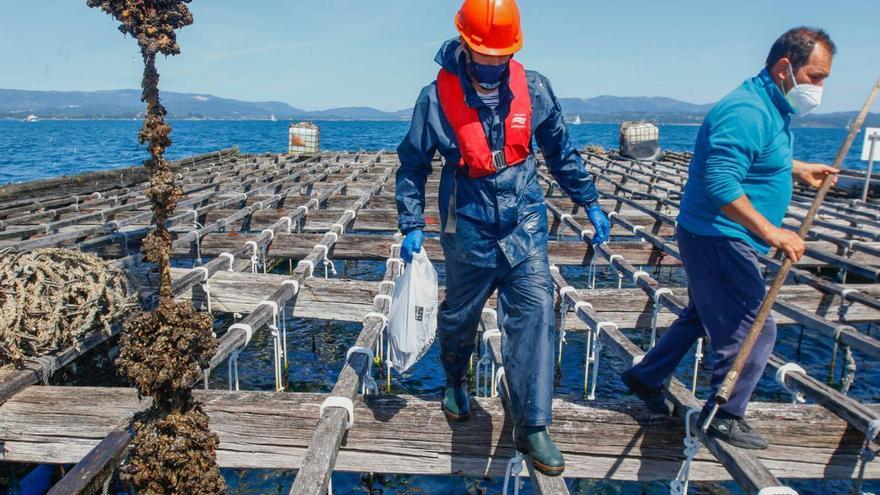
763 226 806 262
793 160 838 189
401 229 425 263
587 201 611 245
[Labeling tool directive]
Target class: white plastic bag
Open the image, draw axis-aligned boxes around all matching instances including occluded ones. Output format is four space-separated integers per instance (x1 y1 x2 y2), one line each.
387 249 438 373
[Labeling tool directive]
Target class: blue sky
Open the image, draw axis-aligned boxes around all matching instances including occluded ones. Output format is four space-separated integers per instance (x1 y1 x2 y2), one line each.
1 0 877 112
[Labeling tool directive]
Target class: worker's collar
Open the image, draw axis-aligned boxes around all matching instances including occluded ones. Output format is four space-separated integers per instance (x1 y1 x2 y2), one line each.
758 68 795 117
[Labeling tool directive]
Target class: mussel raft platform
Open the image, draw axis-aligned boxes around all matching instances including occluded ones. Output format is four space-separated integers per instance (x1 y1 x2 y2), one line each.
0 147 879 495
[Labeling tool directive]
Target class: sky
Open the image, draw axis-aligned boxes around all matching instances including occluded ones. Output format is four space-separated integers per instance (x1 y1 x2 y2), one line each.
0 0 877 113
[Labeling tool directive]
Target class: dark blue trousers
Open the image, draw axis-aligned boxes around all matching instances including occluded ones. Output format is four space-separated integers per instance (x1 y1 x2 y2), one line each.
439 251 555 426
629 226 777 418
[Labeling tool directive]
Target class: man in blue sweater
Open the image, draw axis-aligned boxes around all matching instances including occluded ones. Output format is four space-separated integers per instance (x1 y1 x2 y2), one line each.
623 27 838 450
395 0 611 475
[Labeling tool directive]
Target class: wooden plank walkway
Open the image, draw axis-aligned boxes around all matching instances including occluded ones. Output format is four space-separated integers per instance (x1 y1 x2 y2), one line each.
1 147 879 494
0 386 876 481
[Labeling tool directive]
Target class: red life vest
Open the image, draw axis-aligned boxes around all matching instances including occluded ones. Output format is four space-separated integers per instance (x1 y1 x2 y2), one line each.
436 59 532 179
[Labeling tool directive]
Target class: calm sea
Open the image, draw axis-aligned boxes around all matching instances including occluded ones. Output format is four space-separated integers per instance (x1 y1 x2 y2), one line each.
0 120 877 495
0 120 875 185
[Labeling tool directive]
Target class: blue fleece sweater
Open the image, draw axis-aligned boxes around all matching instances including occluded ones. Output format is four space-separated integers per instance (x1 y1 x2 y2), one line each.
678 69 795 253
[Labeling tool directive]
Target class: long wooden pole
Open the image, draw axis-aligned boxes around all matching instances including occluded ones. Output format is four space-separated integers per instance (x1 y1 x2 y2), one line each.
705 76 880 429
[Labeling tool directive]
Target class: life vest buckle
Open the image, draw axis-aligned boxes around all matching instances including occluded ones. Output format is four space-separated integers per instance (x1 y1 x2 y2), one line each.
492 150 508 172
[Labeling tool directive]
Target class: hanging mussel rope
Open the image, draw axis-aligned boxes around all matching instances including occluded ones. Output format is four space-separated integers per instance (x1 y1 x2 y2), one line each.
86 1 225 493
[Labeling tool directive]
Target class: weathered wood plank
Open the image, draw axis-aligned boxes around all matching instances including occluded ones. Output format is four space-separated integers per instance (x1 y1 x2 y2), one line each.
0 387 876 481
168 267 880 329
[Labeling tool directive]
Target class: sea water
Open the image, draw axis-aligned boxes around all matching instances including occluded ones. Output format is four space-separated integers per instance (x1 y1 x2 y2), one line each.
0 120 877 495
0 120 876 185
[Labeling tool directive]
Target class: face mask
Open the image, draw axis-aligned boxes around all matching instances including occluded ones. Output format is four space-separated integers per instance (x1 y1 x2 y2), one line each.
785 63 823 115
467 59 509 90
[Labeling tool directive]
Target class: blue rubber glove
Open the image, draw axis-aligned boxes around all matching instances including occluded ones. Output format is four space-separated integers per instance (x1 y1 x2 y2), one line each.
400 229 425 263
587 201 611 245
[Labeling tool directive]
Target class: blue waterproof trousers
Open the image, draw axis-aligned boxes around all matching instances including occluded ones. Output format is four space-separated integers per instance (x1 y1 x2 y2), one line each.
629 226 777 418
439 251 555 427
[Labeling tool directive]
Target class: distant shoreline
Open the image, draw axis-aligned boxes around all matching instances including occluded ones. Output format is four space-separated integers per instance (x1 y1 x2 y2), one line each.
0 117 854 129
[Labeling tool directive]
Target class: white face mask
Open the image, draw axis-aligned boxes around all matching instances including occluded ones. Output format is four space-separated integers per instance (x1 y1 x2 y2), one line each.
785 63 823 116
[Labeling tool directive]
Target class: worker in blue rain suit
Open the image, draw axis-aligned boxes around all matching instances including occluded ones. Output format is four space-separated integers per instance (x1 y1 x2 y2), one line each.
622 27 838 450
395 0 611 476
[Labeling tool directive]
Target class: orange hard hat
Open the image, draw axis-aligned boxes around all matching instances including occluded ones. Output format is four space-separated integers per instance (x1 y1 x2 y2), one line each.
455 0 523 57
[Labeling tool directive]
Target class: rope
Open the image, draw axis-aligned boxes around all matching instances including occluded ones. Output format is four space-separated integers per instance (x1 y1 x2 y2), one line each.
0 249 135 367
584 322 615 400
502 448 525 495
557 299 571 368
228 350 240 391
670 408 702 495
245 241 259 274
650 288 674 349
192 266 211 314
841 345 857 395
475 328 501 397
691 338 704 394
259 301 282 391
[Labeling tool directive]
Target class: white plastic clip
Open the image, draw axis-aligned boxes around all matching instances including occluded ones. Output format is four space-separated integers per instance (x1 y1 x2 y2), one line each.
298 259 315 278
245 241 259 258
364 311 389 327
219 252 235 272
631 270 649 284
192 266 209 282
379 280 396 292
331 222 346 234
774 362 807 404
229 323 254 347
282 279 300 294
653 288 673 305
574 300 593 313
258 300 279 320
320 396 354 430
261 229 275 242
316 244 330 259
373 294 392 306
756 487 798 495
596 321 618 333
559 286 577 300
580 229 594 240
608 254 623 268
344 209 357 219
482 328 502 346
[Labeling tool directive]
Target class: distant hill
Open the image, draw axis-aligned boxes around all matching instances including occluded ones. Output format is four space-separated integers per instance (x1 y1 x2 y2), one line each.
0 89 407 121
1 88 874 128
559 95 714 115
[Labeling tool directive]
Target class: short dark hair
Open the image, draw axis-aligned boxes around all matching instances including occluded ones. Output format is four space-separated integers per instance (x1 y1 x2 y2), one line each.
765 27 836 70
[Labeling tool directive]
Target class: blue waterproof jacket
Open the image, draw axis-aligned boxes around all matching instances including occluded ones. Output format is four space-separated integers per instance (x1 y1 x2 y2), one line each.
396 39 599 268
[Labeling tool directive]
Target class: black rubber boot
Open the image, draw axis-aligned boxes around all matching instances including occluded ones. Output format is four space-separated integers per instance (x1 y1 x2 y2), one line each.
621 369 675 416
441 383 470 422
699 409 768 450
514 426 565 476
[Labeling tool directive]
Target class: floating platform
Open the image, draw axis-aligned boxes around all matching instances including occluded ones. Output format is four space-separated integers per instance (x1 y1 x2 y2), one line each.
0 147 878 495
